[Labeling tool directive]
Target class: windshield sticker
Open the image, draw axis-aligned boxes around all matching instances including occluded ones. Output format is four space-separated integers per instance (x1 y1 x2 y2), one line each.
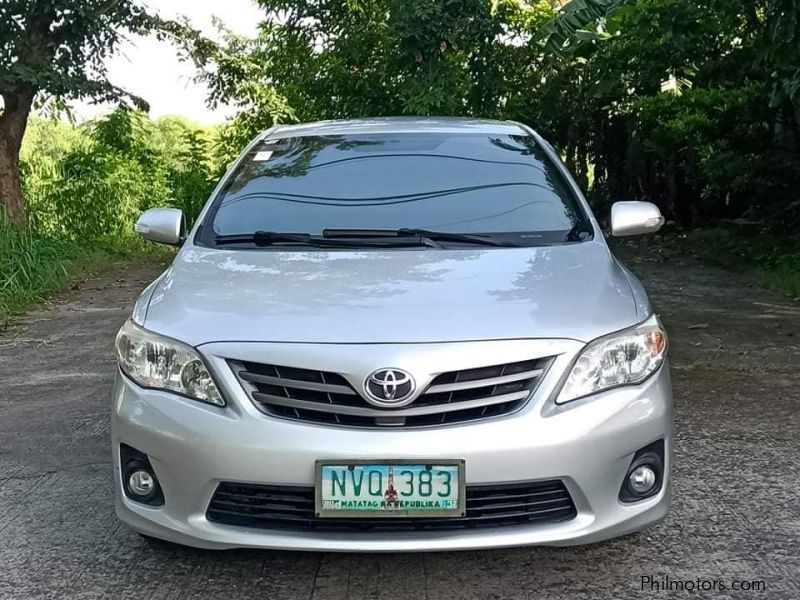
253 150 274 161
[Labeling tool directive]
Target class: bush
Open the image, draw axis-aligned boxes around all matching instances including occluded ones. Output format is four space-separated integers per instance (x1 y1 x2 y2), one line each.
20 109 221 246
631 86 800 229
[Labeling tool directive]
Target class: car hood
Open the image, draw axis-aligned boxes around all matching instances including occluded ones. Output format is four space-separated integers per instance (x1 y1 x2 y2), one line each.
142 242 642 346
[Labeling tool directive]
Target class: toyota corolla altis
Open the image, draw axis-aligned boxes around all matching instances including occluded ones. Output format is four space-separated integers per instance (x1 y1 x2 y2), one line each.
113 117 672 551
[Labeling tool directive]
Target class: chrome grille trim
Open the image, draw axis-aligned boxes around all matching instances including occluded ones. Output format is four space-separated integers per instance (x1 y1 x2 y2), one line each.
426 368 544 394
238 371 356 395
251 390 531 417
230 356 554 428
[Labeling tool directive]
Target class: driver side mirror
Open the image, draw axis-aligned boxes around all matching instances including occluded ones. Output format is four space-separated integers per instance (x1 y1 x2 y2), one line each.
135 208 186 245
610 201 665 237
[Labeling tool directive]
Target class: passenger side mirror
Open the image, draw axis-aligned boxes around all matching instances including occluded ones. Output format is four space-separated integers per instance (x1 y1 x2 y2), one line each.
610 201 665 237
135 208 186 245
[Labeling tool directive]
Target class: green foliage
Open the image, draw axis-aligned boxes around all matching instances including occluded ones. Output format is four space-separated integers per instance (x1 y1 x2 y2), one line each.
20 109 220 245
189 0 555 147
537 0 623 54
763 0 800 107
529 0 800 229
0 216 76 323
0 0 156 107
628 85 800 221
169 128 217 218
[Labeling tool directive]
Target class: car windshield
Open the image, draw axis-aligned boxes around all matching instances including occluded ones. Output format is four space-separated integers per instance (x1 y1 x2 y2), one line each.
199 131 593 248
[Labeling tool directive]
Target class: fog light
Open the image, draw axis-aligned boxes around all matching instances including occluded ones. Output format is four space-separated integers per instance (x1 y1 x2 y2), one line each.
122 462 161 505
128 470 155 497
120 444 164 506
628 465 657 494
619 439 665 503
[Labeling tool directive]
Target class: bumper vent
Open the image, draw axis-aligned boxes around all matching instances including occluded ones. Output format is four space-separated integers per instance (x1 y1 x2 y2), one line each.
229 357 552 428
207 480 576 532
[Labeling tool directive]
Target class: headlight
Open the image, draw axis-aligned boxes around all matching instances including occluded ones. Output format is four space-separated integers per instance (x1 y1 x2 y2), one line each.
115 319 224 406
556 314 667 404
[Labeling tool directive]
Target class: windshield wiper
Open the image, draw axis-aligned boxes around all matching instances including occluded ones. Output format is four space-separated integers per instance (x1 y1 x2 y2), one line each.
322 228 517 247
399 228 518 247
214 231 439 248
215 231 317 246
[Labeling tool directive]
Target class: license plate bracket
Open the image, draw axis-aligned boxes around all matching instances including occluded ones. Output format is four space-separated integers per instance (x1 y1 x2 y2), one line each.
315 459 466 518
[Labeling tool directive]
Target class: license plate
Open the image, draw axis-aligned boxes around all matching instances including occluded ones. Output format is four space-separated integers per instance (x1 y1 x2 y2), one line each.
315 459 466 518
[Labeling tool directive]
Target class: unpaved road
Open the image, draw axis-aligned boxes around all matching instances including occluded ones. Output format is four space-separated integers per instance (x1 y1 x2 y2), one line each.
0 244 798 600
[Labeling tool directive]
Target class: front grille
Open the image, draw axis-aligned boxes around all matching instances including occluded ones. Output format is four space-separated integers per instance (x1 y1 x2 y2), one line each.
229 357 552 428
207 480 576 532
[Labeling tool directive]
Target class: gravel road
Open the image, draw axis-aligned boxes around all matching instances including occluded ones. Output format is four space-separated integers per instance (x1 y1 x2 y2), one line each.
0 244 798 600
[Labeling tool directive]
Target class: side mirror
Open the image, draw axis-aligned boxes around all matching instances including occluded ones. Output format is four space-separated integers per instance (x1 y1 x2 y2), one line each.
610 201 665 237
135 208 186 245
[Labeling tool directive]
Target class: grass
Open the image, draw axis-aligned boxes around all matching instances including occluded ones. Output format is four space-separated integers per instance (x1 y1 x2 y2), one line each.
0 221 170 329
1 225 77 324
664 228 800 300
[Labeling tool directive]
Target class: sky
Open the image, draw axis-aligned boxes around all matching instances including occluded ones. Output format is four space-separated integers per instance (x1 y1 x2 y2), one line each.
74 0 264 125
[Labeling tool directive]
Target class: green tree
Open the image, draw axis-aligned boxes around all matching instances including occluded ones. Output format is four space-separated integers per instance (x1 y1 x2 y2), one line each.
186 0 800 229
190 0 556 146
521 0 800 226
0 0 157 228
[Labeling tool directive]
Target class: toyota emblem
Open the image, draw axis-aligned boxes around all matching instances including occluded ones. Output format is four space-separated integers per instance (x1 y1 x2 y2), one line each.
363 368 415 407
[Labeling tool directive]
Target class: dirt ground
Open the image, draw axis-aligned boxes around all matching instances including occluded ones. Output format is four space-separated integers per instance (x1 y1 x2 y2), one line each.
0 243 798 600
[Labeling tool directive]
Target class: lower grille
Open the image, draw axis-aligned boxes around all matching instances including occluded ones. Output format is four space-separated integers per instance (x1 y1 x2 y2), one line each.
207 480 576 532
229 357 553 428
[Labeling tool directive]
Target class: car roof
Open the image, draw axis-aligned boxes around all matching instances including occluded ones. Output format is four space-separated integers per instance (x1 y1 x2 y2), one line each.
267 117 528 138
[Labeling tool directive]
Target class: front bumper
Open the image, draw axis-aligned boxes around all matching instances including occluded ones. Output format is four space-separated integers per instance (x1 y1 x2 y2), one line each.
112 341 673 552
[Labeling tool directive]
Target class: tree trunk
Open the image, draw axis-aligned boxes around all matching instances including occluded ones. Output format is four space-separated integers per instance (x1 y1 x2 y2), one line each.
0 90 34 228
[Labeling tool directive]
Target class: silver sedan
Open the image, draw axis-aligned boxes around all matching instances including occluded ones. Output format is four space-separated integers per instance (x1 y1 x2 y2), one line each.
112 117 672 551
